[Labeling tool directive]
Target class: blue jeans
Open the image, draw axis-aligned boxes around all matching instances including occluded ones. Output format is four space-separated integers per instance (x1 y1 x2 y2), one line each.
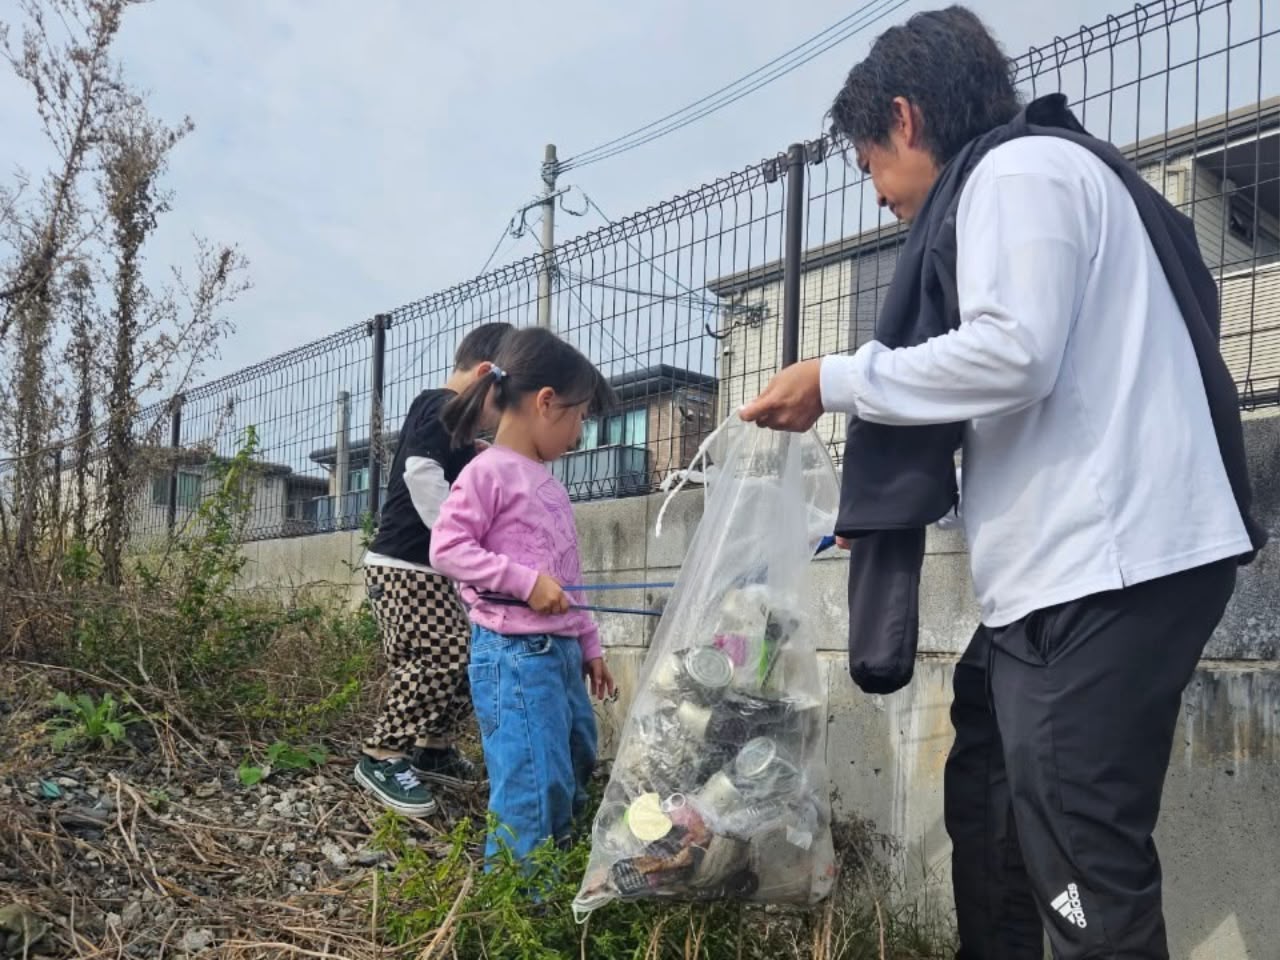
468 625 598 864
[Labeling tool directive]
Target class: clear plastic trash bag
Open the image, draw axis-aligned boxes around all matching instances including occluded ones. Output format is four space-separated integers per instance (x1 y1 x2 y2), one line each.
574 417 839 920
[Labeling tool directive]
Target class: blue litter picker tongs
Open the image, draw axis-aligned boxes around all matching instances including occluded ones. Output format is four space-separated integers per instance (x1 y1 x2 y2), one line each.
477 535 841 617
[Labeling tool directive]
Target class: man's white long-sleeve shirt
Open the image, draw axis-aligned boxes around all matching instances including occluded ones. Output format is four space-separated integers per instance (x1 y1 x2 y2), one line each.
821 136 1251 627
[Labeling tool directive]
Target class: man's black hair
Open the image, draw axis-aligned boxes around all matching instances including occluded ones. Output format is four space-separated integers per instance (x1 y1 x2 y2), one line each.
830 5 1021 166
454 321 514 370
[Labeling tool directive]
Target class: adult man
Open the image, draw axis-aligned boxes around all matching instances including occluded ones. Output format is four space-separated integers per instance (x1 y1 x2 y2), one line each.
742 6 1264 958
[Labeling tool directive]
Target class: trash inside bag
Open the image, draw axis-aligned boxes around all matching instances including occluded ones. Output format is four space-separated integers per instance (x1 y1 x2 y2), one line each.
574 417 839 919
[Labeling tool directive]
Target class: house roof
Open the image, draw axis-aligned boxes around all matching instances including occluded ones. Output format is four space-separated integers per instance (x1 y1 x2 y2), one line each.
309 432 401 467
1126 96 1280 167
608 364 717 404
66 443 301 479
708 97 1280 296
708 223 907 298
308 364 718 465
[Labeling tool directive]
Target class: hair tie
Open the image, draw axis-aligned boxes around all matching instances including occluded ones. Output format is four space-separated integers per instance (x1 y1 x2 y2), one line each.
491 365 507 382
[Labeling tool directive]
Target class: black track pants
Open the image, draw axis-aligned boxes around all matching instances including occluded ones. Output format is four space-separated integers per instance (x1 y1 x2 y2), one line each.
945 560 1237 959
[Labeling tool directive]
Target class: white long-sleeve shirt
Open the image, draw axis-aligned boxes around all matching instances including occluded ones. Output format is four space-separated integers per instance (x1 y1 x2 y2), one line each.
365 456 449 573
821 136 1251 627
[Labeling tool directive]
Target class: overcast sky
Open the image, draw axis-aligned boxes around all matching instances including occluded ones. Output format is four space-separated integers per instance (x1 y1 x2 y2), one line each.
0 0 1247 381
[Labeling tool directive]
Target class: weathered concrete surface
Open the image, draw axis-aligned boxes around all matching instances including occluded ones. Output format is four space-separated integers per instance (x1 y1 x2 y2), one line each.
241 412 1279 957
238 531 364 606
593 646 1280 958
1213 413 1280 661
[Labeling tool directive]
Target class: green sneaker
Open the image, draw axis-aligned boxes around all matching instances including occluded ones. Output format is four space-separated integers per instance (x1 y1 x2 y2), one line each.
353 756 438 817
409 746 486 789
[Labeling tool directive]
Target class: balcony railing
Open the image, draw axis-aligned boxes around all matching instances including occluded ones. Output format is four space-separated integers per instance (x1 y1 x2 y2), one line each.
288 487 381 535
551 445 651 503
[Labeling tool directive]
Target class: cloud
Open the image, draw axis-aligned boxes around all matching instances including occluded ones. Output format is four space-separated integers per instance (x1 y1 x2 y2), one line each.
1 0 1146 380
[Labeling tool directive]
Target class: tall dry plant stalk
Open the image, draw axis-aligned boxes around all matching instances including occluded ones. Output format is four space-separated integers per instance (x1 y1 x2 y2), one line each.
0 0 248 642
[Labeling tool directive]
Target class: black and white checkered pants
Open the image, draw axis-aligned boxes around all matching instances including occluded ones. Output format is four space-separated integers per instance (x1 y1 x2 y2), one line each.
364 564 472 753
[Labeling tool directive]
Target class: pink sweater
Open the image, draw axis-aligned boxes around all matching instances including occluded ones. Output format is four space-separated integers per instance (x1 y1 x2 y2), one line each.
429 445 602 662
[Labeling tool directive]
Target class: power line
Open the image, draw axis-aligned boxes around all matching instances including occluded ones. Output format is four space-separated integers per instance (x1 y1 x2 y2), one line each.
559 192 759 358
559 0 909 172
477 216 518 277
384 212 547 395
580 194 706 301
559 269 719 311
562 281 633 363
562 0 896 167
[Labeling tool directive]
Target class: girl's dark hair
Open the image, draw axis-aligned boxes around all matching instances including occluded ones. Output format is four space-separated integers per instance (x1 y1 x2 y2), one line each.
442 327 616 449
829 5 1021 166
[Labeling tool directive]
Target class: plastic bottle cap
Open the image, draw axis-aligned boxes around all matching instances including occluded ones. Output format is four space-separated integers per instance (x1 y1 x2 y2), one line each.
627 792 673 842
735 737 778 780
686 647 733 689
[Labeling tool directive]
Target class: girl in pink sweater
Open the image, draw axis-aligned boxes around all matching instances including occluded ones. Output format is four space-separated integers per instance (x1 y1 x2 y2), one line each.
430 327 617 864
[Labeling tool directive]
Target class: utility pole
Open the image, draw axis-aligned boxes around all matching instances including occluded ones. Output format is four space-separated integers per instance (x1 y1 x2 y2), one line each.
537 144 558 328
334 389 351 506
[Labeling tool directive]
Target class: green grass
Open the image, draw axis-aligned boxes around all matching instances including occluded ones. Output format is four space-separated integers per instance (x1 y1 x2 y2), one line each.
238 740 329 787
367 812 956 960
46 690 140 751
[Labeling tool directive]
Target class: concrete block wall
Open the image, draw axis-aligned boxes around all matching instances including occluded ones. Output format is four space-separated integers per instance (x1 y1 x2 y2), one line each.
239 414 1280 958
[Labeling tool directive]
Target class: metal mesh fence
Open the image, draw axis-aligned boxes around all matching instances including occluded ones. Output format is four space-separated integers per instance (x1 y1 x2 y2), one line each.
46 0 1277 548
757 0 1280 459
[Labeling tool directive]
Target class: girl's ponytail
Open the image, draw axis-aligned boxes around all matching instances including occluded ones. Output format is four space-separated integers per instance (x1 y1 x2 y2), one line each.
443 328 613 447
443 368 501 449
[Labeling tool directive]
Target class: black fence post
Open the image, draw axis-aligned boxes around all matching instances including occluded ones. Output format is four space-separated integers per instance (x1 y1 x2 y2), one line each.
367 313 391 520
166 393 183 535
781 142 806 368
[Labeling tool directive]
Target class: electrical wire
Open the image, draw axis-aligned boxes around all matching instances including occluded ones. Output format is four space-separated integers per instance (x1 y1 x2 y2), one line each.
565 193 732 355
477 216 519 277
384 212 546 393
563 280 632 361
562 0 898 168
558 0 909 172
559 270 720 311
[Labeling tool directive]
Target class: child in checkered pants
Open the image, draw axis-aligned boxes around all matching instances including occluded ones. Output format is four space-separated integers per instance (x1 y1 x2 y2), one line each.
354 322 511 817
430 327 617 865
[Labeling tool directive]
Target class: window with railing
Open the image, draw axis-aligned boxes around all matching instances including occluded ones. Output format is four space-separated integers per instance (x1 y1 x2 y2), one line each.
552 445 651 502
150 471 201 510
581 407 647 451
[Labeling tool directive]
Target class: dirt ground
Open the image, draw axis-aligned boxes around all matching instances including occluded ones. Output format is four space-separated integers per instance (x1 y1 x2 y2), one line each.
0 663 481 959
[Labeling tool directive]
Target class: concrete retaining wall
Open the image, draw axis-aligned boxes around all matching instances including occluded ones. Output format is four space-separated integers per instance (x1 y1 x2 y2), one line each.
239 413 1280 958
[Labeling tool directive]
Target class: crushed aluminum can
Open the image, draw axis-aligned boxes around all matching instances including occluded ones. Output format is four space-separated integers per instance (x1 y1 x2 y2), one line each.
653 646 734 701
685 646 734 692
